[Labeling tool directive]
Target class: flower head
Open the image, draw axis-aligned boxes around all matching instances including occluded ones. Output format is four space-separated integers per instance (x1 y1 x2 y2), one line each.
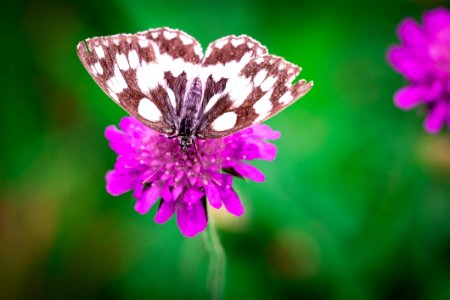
105 117 280 237
388 7 450 133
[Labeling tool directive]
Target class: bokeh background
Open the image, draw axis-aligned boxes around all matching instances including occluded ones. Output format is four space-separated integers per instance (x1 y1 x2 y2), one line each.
2 0 450 299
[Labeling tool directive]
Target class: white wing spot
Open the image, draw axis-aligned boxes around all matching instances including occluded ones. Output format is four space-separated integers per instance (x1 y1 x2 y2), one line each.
107 65 128 94
206 63 225 81
255 57 264 64
138 98 162 122
128 50 140 69
91 62 103 75
170 58 184 77
211 112 237 131
204 94 222 112
261 75 277 92
254 112 270 123
279 91 293 105
107 88 119 103
94 62 103 75
179 34 193 45
205 47 212 58
116 53 129 71
287 68 301 82
166 87 177 109
229 76 252 107
231 38 245 47
138 39 149 48
253 69 267 86
253 91 273 115
137 61 160 92
94 46 105 59
215 39 228 49
163 30 177 40
151 32 159 39
194 45 203 57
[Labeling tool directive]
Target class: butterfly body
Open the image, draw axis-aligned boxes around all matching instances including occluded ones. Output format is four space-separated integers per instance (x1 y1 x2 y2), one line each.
77 28 313 151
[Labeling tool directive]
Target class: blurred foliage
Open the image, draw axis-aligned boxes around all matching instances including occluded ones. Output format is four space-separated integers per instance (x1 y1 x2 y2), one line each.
1 0 450 299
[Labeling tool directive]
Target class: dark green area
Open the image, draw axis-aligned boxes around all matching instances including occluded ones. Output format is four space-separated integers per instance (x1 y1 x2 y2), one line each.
1 0 450 299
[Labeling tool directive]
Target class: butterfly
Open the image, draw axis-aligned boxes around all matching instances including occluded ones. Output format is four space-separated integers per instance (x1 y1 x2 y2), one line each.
77 27 313 152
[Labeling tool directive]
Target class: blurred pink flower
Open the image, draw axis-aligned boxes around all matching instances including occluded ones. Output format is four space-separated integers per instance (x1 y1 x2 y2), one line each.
388 7 450 133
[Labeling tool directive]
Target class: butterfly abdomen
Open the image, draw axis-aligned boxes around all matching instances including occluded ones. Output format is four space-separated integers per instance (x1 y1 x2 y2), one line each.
179 77 203 138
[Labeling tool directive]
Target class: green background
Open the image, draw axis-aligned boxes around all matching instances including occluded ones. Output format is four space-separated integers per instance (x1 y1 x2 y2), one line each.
2 0 450 299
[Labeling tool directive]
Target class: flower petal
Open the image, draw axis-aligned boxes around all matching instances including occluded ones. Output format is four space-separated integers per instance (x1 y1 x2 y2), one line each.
251 124 281 140
119 116 141 132
204 181 222 209
425 100 447 133
226 161 266 182
423 8 450 34
154 200 176 224
160 183 173 202
252 141 278 161
134 183 163 214
397 18 427 47
388 46 430 81
221 188 244 217
394 86 426 109
106 170 136 196
105 126 133 154
183 186 204 204
176 202 207 237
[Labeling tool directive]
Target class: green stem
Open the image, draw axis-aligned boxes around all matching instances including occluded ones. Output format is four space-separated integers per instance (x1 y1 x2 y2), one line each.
203 206 226 300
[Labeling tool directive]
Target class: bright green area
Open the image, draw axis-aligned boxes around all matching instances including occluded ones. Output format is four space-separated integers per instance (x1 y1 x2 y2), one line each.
1 0 450 299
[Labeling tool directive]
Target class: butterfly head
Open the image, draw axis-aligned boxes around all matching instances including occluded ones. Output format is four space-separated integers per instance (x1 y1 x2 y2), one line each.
178 136 194 152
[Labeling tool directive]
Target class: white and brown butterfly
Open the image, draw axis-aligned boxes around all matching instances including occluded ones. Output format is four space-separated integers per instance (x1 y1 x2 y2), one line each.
77 27 313 151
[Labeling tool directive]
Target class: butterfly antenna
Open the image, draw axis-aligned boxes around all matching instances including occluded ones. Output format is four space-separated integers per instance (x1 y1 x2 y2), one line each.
142 147 181 184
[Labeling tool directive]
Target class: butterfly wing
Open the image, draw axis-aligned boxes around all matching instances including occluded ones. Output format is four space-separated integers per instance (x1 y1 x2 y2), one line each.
77 27 202 135
196 35 312 139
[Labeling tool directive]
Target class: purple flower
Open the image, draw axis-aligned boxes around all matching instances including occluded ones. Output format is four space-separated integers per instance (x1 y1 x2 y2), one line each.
104 117 280 237
388 7 450 133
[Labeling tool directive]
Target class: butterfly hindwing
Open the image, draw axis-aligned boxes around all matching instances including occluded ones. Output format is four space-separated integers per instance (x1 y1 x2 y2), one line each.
197 36 312 138
77 28 202 135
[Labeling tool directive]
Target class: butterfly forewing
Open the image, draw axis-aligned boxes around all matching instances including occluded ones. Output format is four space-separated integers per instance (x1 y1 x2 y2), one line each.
77 27 202 135
196 36 313 138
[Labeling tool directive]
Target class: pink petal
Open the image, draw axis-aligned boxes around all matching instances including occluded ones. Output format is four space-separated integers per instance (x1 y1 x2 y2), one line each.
398 18 427 47
251 124 281 140
388 47 429 81
183 186 203 204
106 170 136 196
160 183 173 202
105 126 133 154
176 202 207 238
394 86 426 109
134 183 163 214
425 101 446 133
119 116 141 132
154 200 176 224
221 188 244 217
204 181 222 209
227 161 265 182
423 8 450 34
252 141 278 161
